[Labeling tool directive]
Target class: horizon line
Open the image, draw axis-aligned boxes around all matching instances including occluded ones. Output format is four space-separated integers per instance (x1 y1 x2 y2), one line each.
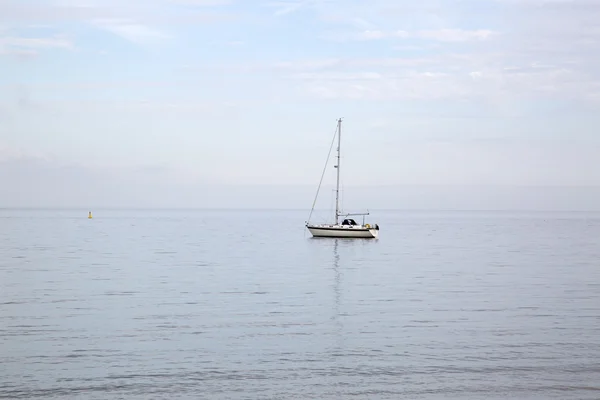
1 207 600 213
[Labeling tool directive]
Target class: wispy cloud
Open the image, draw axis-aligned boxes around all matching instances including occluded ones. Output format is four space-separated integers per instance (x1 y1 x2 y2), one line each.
0 31 73 58
417 29 496 42
0 1 118 23
0 0 237 28
0 34 72 50
201 45 599 104
92 18 171 45
272 58 342 71
265 0 309 16
344 28 497 42
278 57 600 103
0 0 239 52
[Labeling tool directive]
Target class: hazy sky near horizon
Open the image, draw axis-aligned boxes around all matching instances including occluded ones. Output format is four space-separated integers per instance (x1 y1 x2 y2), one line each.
1 0 600 208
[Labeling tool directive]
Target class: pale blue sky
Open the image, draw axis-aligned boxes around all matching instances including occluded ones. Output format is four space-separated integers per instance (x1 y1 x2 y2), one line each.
1 0 599 208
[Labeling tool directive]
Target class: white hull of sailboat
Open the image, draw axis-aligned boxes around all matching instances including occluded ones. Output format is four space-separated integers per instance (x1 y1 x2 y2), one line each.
307 225 379 239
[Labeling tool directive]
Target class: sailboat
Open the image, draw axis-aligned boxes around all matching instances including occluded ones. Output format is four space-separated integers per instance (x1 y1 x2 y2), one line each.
305 118 380 239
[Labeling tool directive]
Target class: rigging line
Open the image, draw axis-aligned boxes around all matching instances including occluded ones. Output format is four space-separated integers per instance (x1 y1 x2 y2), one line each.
307 122 339 224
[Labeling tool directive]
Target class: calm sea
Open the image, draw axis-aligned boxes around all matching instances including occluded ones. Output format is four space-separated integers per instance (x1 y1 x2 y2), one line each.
1 209 599 399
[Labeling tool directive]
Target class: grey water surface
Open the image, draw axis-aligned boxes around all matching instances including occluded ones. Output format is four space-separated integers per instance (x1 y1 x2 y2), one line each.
1 209 600 399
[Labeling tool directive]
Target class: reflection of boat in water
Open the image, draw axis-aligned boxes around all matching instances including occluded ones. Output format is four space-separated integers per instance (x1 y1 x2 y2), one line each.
332 239 340 320
331 239 343 350
305 118 380 239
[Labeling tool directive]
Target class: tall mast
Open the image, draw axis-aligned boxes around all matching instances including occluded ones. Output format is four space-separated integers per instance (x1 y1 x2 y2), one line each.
334 118 342 224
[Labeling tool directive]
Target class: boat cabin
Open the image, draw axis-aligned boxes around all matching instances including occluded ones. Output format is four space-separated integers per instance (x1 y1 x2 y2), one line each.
341 218 358 226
